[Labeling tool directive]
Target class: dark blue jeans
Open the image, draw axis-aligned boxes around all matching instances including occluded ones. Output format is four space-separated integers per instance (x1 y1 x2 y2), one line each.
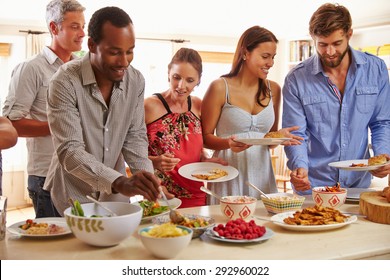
27 175 60 218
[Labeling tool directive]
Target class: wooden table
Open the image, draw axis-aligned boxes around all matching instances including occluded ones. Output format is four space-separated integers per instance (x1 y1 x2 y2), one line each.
1 197 389 260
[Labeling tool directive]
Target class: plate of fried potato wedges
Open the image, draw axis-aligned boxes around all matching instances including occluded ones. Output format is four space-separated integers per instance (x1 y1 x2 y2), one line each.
270 205 357 231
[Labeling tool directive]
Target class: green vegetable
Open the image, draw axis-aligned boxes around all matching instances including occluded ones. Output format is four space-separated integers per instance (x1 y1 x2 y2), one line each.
139 199 169 217
71 200 85 216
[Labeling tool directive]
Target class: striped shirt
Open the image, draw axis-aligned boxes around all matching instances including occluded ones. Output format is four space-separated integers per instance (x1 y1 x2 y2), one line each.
2 47 73 176
44 53 153 214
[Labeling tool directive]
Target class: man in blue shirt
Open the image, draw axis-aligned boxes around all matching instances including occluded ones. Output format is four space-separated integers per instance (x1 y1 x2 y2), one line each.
282 3 390 194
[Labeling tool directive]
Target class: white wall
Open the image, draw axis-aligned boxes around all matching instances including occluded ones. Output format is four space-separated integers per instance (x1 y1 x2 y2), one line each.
351 25 390 48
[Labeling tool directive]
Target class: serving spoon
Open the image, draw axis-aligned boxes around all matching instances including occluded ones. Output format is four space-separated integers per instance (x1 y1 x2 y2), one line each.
86 195 117 217
200 186 222 201
246 181 271 199
159 190 184 224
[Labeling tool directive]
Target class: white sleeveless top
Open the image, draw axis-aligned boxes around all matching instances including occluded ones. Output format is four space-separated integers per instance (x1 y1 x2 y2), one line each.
208 78 278 205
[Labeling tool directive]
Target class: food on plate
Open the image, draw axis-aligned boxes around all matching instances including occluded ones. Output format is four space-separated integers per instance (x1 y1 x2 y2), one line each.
19 219 66 235
212 218 266 240
368 154 387 166
349 163 367 167
264 131 285 138
141 223 189 238
283 205 347 225
171 215 210 228
381 186 390 203
191 168 228 180
139 200 169 217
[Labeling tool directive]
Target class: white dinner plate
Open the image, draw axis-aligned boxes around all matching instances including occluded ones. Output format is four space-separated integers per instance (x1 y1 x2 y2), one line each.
134 198 182 222
7 218 72 237
178 162 239 183
270 211 357 232
234 138 291 146
328 159 390 171
204 227 274 243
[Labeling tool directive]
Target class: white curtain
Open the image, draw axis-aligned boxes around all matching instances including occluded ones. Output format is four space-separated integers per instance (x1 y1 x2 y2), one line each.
26 33 46 58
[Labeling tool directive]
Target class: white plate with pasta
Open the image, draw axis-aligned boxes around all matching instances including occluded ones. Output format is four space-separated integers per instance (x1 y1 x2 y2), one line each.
7 217 72 237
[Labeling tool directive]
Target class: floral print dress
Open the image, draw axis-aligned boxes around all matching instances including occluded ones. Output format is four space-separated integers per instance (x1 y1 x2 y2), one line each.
146 93 205 208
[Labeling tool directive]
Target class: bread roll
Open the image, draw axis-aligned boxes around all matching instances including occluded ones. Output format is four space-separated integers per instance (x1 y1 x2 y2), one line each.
382 186 390 198
368 154 387 166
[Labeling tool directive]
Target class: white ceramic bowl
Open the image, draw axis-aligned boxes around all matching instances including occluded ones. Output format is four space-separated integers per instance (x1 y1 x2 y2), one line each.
261 193 305 214
152 214 215 238
312 187 347 208
64 202 142 247
220 195 257 221
139 225 193 259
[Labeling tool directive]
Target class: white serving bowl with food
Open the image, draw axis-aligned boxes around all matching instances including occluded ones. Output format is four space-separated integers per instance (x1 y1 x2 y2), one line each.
312 186 347 208
64 202 142 247
220 195 257 221
261 193 305 214
139 224 193 259
152 213 215 238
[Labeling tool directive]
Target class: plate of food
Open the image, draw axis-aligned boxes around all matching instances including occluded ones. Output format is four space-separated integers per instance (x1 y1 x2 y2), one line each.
234 138 290 146
7 218 71 237
328 155 390 171
152 213 215 238
270 206 357 232
204 225 274 243
178 162 238 182
135 198 182 222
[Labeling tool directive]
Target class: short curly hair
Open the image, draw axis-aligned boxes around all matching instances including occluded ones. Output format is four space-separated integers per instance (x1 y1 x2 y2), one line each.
88 6 133 44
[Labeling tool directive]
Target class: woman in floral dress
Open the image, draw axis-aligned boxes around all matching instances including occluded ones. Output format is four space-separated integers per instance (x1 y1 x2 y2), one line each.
144 48 225 208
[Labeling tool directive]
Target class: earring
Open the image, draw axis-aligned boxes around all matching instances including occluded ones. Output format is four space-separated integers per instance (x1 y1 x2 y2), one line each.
243 56 246 61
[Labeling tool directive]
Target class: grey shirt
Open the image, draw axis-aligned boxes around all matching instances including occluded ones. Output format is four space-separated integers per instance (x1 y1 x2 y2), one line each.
44 53 153 214
2 47 72 177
